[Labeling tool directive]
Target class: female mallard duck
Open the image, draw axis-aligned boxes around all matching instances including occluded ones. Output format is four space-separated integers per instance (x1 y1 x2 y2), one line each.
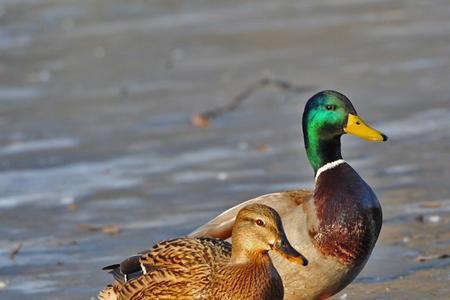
99 204 308 300
189 91 388 299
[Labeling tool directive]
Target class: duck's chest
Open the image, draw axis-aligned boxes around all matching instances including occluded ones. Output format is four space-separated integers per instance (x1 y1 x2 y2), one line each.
271 247 354 300
271 184 382 299
210 261 284 300
308 163 382 265
268 164 382 299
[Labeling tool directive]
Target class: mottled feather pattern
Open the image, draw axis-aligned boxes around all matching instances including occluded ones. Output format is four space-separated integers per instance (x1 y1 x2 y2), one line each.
100 232 286 299
211 255 283 300
142 237 231 270
100 237 235 300
98 285 117 300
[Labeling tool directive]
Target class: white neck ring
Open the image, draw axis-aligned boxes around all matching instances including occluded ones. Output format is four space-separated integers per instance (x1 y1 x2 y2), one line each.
315 159 346 182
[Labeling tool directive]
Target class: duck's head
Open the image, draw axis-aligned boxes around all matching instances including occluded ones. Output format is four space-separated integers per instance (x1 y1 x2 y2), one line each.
232 204 308 266
302 90 387 172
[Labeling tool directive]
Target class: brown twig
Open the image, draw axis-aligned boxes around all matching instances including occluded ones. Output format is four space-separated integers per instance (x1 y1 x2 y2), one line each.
415 254 449 262
191 77 314 128
79 224 120 235
9 242 23 262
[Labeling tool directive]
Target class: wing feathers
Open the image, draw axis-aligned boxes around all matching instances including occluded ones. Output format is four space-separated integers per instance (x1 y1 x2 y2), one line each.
189 190 312 239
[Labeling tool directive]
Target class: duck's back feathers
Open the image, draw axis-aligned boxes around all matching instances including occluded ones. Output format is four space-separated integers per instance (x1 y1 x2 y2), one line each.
144 236 231 266
189 190 312 239
100 237 232 299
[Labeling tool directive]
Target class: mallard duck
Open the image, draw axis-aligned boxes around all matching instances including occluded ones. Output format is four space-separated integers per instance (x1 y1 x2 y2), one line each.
99 204 308 300
189 90 388 299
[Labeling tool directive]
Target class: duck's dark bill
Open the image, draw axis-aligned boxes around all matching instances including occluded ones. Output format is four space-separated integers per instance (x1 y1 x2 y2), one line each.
344 114 388 142
272 239 308 266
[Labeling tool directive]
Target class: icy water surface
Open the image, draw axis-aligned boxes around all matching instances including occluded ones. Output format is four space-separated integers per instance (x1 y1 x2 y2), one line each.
0 0 449 299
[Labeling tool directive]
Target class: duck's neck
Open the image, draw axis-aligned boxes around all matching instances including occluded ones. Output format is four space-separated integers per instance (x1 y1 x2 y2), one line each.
303 126 343 176
225 248 283 300
230 245 269 265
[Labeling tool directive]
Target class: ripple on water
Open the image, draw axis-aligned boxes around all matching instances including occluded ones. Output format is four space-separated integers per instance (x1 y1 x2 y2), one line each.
0 138 78 156
0 146 243 209
357 244 421 283
378 109 450 139
0 87 41 101
0 158 142 209
358 244 450 284
6 279 56 294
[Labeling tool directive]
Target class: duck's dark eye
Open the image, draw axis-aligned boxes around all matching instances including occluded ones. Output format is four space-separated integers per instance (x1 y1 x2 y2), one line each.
326 105 335 111
255 219 265 226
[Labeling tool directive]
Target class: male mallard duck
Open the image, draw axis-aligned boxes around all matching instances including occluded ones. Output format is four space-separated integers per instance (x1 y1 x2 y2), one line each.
99 204 308 300
189 91 388 299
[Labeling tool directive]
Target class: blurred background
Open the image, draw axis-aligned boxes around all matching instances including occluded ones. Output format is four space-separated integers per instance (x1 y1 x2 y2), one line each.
0 1 449 299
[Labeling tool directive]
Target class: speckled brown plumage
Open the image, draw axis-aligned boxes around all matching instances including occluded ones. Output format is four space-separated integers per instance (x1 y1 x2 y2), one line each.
99 204 307 300
100 237 232 300
211 254 283 300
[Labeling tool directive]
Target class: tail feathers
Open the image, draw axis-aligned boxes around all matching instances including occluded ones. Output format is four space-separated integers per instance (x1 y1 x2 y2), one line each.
102 254 144 284
102 264 120 271
103 265 145 284
104 266 127 284
98 285 118 300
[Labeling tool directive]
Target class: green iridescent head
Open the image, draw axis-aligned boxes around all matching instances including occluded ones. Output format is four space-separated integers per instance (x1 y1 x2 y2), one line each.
302 90 387 173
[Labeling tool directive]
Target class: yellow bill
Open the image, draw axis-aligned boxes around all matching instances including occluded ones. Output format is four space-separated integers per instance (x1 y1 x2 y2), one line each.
344 114 387 142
